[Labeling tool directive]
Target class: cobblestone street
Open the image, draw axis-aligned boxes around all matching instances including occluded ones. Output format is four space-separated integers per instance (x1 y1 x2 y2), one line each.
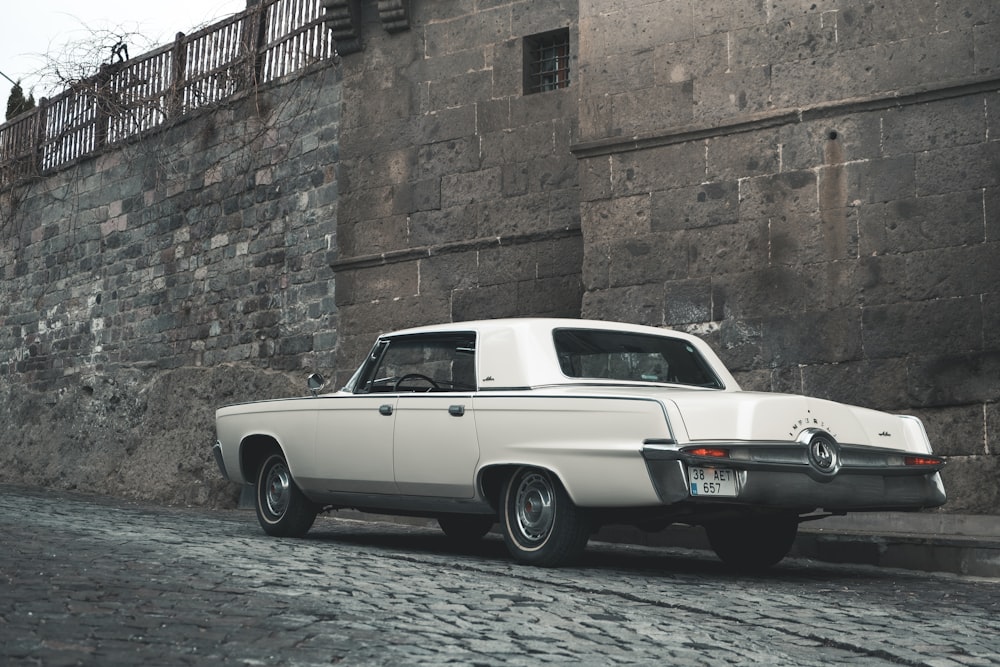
2 487 999 666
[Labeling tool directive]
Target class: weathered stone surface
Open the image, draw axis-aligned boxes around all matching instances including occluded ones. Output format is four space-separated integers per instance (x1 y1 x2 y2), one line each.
0 366 299 506
1 0 997 516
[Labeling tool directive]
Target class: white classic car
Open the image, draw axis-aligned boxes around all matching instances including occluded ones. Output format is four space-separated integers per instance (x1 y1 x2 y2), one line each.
213 318 946 569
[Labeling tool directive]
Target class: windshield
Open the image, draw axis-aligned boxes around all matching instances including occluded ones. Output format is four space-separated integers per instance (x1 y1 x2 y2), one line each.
553 328 723 389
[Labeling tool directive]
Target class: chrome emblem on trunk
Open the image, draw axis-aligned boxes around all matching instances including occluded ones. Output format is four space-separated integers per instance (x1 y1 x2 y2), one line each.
807 434 839 474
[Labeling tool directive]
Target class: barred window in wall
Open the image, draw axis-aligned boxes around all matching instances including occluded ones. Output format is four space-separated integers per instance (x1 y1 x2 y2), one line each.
524 29 570 94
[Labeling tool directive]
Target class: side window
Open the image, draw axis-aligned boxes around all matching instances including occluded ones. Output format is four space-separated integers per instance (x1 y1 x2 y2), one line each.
356 334 477 393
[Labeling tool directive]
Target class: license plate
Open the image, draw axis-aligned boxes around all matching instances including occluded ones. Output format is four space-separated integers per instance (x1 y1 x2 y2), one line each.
688 467 738 497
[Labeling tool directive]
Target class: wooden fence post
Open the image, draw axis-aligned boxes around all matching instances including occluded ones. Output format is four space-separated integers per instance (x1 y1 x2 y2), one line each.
242 2 270 89
34 98 47 175
168 32 188 118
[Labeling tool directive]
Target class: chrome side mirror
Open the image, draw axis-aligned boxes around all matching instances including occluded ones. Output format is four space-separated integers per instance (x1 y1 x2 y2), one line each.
307 373 326 396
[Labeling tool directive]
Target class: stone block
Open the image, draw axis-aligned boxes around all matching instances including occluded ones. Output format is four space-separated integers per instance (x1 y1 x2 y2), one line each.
863 297 983 359
705 130 781 181
577 156 612 203
652 181 739 231
692 0 766 34
452 283 522 321
836 0 938 50
428 70 494 111
903 243 1000 302
417 137 481 179
582 241 610 291
851 254 907 307
936 455 1000 513
988 402 1000 455
577 93 615 144
977 20 1000 73
418 252 479 294
881 96 987 157
845 155 916 205
730 13 837 70
713 263 855 320
859 190 985 256
985 293 1000 351
739 170 816 221
909 404 988 457
580 285 666 326
761 308 863 367
478 243 538 287
583 51 656 98
344 215 410 258
609 143 705 197
908 351 1000 408
611 82 694 137
875 31 975 91
771 48 880 111
480 122 560 167
536 235 585 280
581 194 651 244
663 278 713 325
687 216 769 278
338 294 452 336
692 65 773 125
477 192 556 238
424 6 511 58
511 0 577 37
441 167 503 208
607 233 688 287
800 357 910 410
653 32 729 86
780 112 882 172
409 205 478 247
916 142 1000 197
518 275 583 317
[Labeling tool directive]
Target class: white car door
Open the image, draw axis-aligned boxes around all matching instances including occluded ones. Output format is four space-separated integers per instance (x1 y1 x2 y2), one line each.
393 394 479 497
312 394 398 494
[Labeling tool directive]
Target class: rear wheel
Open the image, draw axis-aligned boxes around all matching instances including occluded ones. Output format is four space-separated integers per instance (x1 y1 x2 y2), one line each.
438 514 494 542
501 467 590 567
255 453 317 537
705 513 799 571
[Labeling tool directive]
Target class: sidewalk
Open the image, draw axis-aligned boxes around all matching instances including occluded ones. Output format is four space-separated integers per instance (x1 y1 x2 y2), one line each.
595 512 1000 578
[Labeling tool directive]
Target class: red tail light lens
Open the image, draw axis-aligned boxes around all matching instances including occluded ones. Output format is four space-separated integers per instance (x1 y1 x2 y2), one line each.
904 455 944 467
686 447 729 458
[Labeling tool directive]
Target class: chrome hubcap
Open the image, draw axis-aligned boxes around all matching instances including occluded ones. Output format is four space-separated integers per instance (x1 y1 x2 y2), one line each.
264 463 291 517
515 472 554 543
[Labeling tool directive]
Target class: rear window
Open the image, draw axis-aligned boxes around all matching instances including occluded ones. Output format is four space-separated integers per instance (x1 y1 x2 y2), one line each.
553 328 722 389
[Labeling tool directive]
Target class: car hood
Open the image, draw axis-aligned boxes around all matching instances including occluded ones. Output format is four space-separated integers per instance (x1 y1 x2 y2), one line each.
664 390 931 453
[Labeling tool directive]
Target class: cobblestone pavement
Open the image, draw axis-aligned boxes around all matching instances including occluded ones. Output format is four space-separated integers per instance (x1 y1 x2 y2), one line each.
2 488 999 666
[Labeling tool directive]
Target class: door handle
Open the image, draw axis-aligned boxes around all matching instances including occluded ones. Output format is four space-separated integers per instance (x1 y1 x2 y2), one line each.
379 404 393 416
448 405 465 417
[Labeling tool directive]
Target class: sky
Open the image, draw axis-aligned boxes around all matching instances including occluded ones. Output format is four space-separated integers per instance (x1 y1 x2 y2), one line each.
2 0 248 99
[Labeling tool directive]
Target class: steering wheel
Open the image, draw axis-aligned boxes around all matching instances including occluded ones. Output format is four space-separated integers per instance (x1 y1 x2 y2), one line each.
393 373 440 392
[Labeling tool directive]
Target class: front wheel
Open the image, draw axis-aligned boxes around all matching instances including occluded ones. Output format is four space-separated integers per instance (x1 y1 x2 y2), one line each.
256 453 317 537
705 513 799 571
501 467 590 567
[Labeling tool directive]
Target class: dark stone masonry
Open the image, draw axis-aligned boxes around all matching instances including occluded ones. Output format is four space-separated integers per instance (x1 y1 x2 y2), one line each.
1 0 998 513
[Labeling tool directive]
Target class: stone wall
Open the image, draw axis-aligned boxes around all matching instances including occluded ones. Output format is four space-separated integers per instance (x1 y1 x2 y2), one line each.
1 0 997 515
0 63 341 504
574 0 1000 512
330 0 584 385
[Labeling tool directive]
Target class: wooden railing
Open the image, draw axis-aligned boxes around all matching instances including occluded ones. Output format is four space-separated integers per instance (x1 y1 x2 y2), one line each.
0 0 335 189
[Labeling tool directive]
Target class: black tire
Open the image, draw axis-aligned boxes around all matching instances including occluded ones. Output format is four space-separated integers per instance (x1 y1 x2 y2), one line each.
438 514 495 542
501 467 590 567
705 513 799 571
255 452 317 537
